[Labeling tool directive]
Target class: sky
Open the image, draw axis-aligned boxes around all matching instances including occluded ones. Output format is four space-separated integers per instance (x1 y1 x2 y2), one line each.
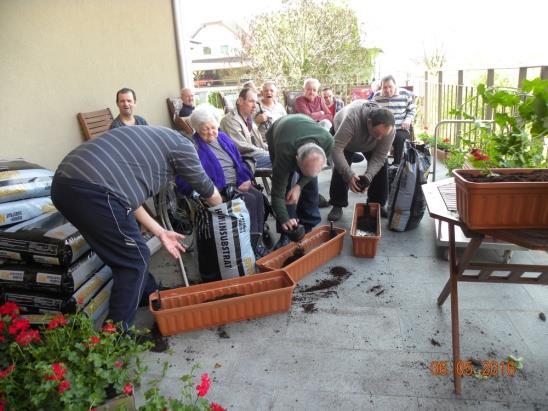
183 0 546 78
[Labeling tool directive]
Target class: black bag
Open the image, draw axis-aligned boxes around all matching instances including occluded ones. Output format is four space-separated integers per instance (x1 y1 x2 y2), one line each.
387 141 431 231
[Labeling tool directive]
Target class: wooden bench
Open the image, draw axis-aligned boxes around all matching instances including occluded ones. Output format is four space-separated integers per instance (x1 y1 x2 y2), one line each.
282 90 301 114
166 97 194 136
77 108 113 140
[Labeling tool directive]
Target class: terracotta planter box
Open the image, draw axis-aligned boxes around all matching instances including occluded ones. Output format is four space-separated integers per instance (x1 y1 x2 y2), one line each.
350 203 381 258
453 168 548 230
256 225 346 282
431 147 450 161
149 270 295 336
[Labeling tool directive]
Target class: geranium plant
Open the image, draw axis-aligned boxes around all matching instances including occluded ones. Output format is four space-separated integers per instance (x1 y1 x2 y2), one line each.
450 78 548 169
0 301 150 410
139 363 226 411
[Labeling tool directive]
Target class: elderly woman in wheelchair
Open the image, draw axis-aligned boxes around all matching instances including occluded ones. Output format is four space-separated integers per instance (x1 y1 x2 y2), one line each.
176 104 269 258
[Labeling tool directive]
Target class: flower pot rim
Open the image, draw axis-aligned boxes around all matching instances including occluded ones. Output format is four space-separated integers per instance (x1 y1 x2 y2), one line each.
453 168 548 186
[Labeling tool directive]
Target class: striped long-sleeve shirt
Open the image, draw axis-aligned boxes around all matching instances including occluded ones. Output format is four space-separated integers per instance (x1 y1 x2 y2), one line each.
55 126 215 210
373 88 416 129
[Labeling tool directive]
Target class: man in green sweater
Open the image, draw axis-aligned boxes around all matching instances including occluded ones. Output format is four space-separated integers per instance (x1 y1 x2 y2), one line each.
266 114 333 247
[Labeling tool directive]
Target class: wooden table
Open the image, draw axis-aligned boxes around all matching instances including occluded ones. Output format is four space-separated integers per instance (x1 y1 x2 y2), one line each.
422 178 548 394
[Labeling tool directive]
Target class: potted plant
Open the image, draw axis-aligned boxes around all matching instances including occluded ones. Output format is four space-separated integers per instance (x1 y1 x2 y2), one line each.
0 301 150 410
449 77 548 229
417 129 453 161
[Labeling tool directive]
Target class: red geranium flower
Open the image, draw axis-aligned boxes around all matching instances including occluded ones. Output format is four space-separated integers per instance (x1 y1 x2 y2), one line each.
102 322 117 334
89 336 101 346
0 302 19 318
114 360 123 368
8 318 30 335
46 363 67 381
123 383 133 395
15 329 40 346
58 380 71 393
47 314 67 329
0 365 15 379
196 373 211 397
210 402 226 411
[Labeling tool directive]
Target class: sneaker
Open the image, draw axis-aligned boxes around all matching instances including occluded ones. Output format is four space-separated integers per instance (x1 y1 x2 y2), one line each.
351 152 365 163
318 194 330 208
327 206 343 222
273 234 291 250
254 244 270 259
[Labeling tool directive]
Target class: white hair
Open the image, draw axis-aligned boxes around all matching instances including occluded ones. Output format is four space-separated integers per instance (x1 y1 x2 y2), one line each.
189 103 219 130
296 142 326 163
303 78 320 90
261 81 277 91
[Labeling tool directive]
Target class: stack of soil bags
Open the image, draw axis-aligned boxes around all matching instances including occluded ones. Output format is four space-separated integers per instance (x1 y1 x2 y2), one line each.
0 159 55 227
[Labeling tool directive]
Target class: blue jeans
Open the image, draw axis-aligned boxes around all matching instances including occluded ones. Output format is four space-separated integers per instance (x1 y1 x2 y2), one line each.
255 153 272 169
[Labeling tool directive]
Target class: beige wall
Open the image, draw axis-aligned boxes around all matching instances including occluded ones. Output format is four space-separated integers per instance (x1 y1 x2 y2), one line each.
0 0 181 170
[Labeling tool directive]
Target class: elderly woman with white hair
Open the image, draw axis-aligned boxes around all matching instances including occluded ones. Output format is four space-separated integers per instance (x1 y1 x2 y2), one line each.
176 104 269 257
295 78 333 131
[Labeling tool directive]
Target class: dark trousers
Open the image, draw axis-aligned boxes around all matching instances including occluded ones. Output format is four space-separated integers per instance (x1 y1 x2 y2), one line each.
51 176 157 329
392 129 410 165
276 171 320 233
329 150 389 208
238 186 264 234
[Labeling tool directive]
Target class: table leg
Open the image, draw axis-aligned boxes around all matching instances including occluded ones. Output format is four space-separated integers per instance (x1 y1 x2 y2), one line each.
448 223 462 395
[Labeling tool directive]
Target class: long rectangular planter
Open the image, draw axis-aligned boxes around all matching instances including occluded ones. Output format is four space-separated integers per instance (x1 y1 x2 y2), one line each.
453 168 548 230
350 203 381 258
256 225 346 282
149 270 295 336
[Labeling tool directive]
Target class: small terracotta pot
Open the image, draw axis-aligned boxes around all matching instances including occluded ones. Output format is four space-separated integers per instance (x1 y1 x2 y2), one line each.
256 225 346 282
149 270 295 336
453 168 548 229
350 203 381 258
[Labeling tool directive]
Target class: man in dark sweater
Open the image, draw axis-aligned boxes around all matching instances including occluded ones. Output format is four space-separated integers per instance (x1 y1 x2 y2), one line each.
51 126 222 332
110 87 148 129
266 115 333 247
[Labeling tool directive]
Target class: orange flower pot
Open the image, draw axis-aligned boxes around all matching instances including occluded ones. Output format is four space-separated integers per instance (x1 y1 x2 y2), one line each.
453 168 548 230
350 203 381 258
149 270 295 336
256 225 346 282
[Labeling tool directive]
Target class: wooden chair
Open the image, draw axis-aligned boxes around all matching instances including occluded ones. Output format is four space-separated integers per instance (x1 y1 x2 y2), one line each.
282 90 301 114
77 108 113 140
167 97 194 136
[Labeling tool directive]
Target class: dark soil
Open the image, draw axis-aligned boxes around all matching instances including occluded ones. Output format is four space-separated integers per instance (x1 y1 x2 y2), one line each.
203 293 243 303
216 327 230 339
539 312 546 322
463 170 548 183
302 303 318 313
357 205 377 233
430 338 441 347
367 284 385 296
282 246 305 267
301 266 351 293
357 175 370 192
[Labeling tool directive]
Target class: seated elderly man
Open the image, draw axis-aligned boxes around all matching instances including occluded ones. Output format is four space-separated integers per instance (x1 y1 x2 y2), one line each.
220 88 271 170
373 75 416 165
177 104 269 258
255 81 287 140
322 87 344 116
295 78 333 131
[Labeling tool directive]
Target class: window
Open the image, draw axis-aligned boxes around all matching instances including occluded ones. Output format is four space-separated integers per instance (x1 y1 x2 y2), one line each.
220 45 229 55
203 47 211 55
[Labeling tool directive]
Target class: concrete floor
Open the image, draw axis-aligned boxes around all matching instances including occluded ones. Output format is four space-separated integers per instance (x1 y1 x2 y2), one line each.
134 161 548 410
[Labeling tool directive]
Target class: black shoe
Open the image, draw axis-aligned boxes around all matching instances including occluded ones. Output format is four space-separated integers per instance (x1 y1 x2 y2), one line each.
380 205 388 218
327 206 343 222
273 234 291 250
318 194 329 208
351 153 365 163
262 230 274 249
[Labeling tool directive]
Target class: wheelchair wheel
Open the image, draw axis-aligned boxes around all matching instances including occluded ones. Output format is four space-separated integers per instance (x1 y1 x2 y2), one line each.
157 183 195 252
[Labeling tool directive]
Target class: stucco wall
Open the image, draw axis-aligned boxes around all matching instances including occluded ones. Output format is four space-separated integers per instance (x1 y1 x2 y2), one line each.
0 0 181 170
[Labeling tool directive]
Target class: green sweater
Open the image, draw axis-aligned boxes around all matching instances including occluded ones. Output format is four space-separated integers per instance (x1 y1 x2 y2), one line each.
266 114 333 224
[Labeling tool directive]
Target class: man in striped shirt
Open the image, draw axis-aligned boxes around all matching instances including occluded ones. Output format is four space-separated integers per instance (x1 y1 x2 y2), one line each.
51 126 222 333
373 75 416 165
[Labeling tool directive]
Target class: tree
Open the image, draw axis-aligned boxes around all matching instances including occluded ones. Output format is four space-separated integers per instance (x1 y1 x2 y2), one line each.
240 0 378 89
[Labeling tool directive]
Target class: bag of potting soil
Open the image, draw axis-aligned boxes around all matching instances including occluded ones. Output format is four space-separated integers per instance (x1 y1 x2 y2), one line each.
83 278 113 328
193 196 255 282
0 196 55 227
0 211 90 266
0 160 54 204
0 250 103 296
387 141 431 231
